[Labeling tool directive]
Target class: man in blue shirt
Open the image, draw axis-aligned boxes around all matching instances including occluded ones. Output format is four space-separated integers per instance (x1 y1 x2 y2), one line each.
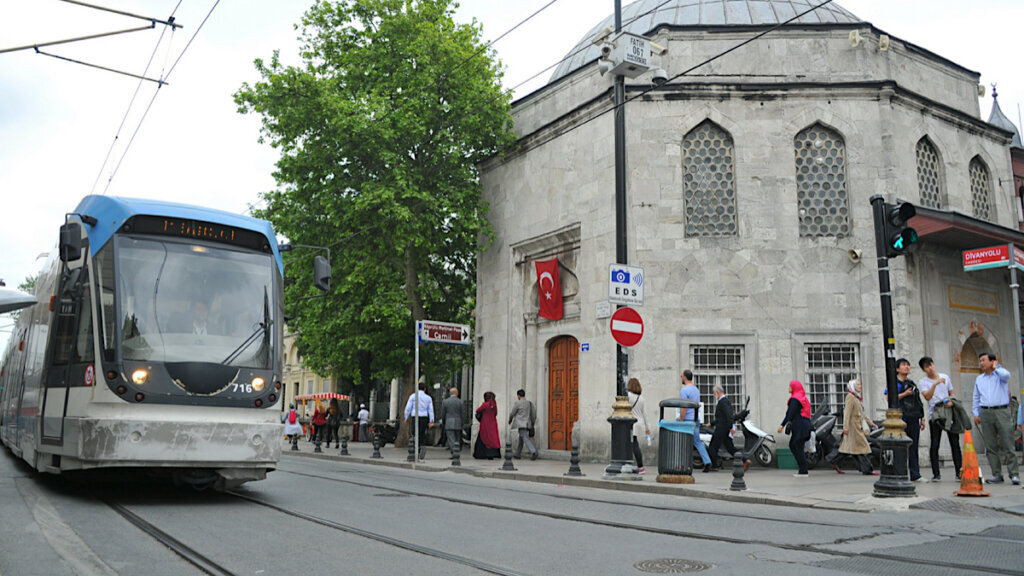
972 353 1018 485
678 370 712 473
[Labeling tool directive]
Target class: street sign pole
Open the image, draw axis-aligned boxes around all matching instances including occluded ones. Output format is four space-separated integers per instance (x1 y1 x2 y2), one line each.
1011 259 1024 400
410 322 420 463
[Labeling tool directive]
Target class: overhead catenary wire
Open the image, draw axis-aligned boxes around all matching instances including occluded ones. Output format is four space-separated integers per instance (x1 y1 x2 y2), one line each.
91 0 182 195
101 0 221 195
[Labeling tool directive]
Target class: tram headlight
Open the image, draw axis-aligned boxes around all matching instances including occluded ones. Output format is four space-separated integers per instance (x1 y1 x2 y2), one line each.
132 369 149 385
251 377 266 391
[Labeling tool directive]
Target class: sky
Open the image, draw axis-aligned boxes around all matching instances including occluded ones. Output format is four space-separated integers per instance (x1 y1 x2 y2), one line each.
1 0 1022 349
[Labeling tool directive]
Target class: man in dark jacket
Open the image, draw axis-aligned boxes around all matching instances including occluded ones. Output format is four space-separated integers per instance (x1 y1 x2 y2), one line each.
708 384 744 471
440 388 463 457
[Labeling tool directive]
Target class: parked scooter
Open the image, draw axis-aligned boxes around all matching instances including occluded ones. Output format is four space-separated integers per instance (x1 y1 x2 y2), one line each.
806 403 840 469
697 396 776 467
369 420 399 447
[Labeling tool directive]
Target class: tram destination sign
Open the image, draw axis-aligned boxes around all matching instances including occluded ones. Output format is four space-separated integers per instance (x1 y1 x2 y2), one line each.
417 320 471 346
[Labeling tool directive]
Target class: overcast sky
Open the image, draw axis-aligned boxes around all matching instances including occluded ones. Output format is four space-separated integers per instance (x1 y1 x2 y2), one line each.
1 0 1021 348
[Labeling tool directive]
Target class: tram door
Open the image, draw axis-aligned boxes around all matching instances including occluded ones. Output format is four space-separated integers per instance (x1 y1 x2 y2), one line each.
42 234 96 445
548 336 579 451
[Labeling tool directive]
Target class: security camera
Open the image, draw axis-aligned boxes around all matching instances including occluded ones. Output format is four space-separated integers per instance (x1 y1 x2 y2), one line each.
651 67 668 86
599 43 612 58
848 249 862 263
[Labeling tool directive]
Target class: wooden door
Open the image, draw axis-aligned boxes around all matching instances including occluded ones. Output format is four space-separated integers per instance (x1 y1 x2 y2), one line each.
548 336 579 451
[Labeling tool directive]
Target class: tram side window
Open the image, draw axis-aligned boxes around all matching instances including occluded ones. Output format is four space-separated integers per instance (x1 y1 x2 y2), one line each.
94 244 117 362
51 265 95 365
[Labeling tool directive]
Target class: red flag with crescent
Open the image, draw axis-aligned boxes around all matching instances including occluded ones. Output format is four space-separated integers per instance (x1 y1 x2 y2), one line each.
535 258 563 320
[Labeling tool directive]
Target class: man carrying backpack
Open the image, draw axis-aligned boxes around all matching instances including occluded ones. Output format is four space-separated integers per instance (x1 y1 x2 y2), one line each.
283 404 303 450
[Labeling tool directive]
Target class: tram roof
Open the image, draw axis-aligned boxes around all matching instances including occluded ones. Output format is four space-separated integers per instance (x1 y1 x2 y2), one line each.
73 195 284 274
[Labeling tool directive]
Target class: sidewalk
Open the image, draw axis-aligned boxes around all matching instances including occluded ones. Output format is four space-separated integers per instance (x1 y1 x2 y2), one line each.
282 437 1024 516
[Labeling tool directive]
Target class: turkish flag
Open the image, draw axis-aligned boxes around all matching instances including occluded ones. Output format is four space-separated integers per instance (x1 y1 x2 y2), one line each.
535 258 563 320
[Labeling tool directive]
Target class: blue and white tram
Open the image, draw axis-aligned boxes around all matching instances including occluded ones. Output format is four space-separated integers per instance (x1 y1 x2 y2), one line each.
0 196 323 489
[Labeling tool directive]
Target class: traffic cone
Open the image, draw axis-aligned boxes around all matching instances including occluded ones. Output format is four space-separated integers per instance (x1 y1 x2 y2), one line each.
954 430 989 497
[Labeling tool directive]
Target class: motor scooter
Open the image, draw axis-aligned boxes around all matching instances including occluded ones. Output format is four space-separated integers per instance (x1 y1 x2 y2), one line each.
806 404 840 469
697 397 776 467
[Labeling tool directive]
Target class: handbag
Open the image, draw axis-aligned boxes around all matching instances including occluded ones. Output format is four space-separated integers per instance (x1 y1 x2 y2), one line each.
804 430 816 453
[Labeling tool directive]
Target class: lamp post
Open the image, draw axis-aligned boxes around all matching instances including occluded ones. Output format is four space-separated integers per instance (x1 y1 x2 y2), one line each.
604 0 638 479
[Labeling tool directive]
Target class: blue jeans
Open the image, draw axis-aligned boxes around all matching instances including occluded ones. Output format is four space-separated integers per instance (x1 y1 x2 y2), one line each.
693 430 711 465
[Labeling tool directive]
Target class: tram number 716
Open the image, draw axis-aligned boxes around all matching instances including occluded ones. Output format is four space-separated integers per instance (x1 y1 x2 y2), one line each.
231 383 255 394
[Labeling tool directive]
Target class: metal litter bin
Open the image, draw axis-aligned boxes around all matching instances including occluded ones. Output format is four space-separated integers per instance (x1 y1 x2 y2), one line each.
658 398 699 476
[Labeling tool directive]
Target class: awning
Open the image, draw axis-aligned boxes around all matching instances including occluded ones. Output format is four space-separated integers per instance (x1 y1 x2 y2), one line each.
294 393 350 402
910 206 1024 251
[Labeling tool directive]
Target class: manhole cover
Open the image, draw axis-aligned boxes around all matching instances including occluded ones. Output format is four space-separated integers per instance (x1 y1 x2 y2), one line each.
633 559 713 573
910 498 1011 518
373 493 410 497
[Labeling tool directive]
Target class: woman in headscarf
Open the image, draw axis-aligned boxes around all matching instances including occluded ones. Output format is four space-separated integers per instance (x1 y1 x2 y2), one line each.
777 380 812 477
627 378 650 474
473 391 502 459
828 379 878 475
283 403 303 449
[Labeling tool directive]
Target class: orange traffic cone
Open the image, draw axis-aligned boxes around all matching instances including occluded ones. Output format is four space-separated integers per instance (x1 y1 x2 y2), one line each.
955 430 989 497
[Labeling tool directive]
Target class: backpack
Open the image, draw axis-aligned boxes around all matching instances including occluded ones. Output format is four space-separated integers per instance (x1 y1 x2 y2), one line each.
288 410 297 424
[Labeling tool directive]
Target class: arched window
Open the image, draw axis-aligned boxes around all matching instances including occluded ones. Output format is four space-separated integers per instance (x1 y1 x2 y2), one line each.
969 157 992 221
794 123 849 237
682 120 737 237
916 137 944 209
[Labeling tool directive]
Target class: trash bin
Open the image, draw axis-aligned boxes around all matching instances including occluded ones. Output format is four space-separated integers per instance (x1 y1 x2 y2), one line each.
658 398 699 476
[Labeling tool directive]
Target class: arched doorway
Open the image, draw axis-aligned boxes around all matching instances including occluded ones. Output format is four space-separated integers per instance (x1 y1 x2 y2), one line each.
959 331 993 453
548 336 579 451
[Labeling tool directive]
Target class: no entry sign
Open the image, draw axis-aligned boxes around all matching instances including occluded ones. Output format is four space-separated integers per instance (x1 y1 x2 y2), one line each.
610 307 644 347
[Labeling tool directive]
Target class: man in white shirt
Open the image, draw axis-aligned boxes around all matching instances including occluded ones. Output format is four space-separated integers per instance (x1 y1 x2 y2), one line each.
357 404 370 442
918 356 962 482
403 382 435 460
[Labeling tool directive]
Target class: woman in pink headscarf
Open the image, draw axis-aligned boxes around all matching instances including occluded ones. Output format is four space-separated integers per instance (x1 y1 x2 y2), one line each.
777 380 813 476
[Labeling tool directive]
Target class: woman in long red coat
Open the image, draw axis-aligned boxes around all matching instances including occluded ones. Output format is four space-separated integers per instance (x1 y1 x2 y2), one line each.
474 391 502 459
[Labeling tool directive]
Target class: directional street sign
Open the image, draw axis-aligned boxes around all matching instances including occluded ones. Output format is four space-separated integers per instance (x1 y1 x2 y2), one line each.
610 307 644 347
417 320 471 346
963 244 1011 272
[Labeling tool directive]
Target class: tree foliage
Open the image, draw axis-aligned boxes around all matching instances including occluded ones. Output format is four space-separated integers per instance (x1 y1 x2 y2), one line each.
235 0 514 387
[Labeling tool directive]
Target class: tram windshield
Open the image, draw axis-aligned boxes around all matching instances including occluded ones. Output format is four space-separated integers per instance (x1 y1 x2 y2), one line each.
115 236 277 368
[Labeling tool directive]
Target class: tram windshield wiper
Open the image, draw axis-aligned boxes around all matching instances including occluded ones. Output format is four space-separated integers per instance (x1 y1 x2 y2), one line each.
220 287 271 366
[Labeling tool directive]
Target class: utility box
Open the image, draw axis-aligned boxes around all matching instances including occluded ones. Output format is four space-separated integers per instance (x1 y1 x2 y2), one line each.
657 398 699 482
608 32 651 78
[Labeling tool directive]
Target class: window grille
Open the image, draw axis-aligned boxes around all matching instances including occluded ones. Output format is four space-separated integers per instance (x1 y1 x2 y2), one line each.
804 344 859 420
794 124 849 237
916 138 943 209
969 157 992 221
690 345 744 425
682 120 738 237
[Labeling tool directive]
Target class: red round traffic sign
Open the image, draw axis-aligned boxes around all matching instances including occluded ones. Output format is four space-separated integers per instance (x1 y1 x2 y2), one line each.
610 307 644 347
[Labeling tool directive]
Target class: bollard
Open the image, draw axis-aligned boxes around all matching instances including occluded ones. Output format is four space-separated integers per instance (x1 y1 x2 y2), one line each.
407 431 416 462
340 433 349 456
313 431 322 453
730 451 747 491
371 431 382 459
500 441 517 471
451 438 461 467
290 435 299 451
565 438 584 477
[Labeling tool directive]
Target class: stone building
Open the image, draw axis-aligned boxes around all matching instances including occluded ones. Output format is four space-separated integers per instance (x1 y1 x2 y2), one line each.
474 0 1024 460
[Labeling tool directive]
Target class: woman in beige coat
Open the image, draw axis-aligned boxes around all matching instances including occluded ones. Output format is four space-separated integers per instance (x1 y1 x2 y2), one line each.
828 379 878 475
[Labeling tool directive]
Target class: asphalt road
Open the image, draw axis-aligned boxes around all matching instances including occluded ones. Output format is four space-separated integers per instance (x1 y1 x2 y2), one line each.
2 449 1022 575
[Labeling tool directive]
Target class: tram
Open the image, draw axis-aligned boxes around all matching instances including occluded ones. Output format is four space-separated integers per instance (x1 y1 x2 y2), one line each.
0 196 327 489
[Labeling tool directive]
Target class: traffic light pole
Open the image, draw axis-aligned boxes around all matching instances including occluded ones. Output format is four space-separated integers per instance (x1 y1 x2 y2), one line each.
869 194 916 497
604 0 638 480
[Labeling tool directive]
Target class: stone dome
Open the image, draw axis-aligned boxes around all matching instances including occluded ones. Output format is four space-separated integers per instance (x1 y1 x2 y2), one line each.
549 0 862 83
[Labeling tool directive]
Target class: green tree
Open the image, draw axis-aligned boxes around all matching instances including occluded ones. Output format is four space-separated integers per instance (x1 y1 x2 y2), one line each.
235 0 513 414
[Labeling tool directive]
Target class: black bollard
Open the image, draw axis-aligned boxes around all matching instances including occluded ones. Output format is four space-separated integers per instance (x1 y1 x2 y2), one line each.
565 440 584 477
290 435 299 451
451 438 461 467
730 451 747 491
500 441 517 471
371 431 382 459
407 430 416 462
313 430 322 453
340 433 349 456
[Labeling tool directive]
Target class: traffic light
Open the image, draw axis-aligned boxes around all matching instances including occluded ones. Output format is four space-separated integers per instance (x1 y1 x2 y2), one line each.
883 202 918 258
313 255 331 292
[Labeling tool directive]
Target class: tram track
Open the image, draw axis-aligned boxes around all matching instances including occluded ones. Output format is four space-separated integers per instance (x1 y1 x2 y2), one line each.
97 495 238 576
273 466 1024 576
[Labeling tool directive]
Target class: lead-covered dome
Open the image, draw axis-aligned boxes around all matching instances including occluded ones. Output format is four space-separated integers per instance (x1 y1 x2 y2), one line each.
550 0 862 83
